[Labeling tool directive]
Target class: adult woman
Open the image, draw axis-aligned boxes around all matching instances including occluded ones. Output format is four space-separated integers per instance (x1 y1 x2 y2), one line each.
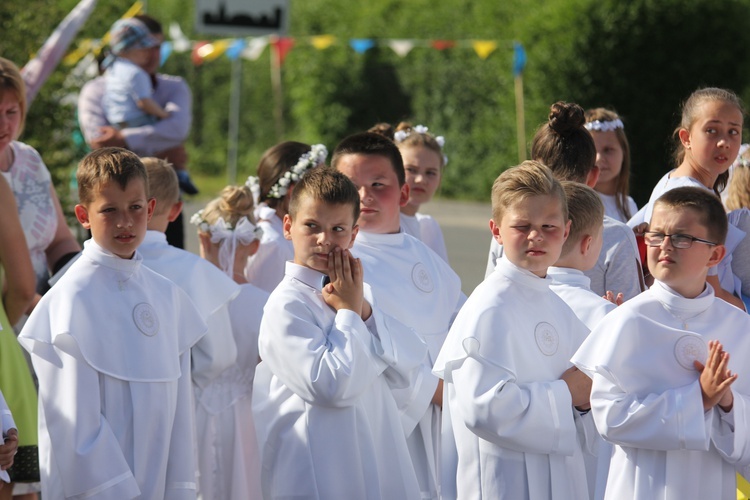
0 57 80 301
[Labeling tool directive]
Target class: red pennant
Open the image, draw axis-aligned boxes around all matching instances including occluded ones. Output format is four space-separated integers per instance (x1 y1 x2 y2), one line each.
272 37 296 66
191 41 210 66
431 40 456 51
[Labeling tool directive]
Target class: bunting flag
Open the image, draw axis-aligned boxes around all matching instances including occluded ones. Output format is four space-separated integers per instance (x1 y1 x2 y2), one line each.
225 39 246 60
160 41 173 66
21 0 98 104
310 35 336 50
192 41 210 66
431 40 456 51
169 22 192 53
350 39 375 54
242 37 269 61
388 40 415 57
198 39 232 61
472 40 497 60
513 41 527 76
271 37 295 66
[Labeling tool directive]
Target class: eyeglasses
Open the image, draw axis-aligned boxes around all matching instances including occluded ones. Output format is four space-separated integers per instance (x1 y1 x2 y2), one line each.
643 231 717 249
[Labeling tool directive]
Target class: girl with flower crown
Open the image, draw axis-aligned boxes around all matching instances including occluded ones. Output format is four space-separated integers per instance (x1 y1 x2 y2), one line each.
191 184 268 500
584 108 639 223
244 142 327 292
392 122 450 262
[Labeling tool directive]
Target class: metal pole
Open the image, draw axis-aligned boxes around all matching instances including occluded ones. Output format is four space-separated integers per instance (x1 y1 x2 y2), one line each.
227 56 242 184
514 74 526 162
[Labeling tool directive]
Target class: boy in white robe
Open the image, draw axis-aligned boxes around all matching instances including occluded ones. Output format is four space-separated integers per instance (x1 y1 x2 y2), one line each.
19 148 207 499
252 167 428 500
433 161 592 500
332 132 465 500
573 186 750 500
139 158 239 388
547 182 616 500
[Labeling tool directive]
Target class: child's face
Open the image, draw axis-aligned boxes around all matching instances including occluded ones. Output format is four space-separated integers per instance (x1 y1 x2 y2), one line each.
74 178 155 259
283 194 358 274
120 47 152 68
335 153 408 234
490 194 570 277
401 146 442 211
646 204 725 298
680 100 742 176
591 131 623 195
0 92 22 150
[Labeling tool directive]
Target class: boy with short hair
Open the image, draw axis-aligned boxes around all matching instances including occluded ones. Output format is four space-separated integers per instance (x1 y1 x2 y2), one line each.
19 147 207 499
251 167 427 500
548 181 616 330
573 186 750 500
139 157 238 389
433 161 592 500
332 132 465 500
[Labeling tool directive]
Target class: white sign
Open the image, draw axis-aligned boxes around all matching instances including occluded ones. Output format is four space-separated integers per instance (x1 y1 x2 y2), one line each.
195 0 289 36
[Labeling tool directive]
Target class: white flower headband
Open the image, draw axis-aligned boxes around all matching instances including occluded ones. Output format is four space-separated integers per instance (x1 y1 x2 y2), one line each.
584 118 624 132
191 210 263 278
734 144 750 168
393 124 448 165
246 143 328 201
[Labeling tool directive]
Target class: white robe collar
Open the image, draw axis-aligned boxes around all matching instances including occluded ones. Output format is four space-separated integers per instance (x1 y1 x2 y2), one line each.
355 229 407 247
495 254 552 292
650 279 714 321
83 237 143 274
285 261 329 292
547 266 592 290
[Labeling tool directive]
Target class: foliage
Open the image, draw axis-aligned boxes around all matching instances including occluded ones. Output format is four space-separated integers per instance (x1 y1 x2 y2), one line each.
4 0 750 205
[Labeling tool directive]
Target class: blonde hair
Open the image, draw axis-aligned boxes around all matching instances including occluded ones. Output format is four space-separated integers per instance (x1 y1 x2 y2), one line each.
673 87 745 194
491 160 567 224
77 147 147 205
142 157 179 216
725 154 750 211
200 185 257 231
0 57 27 138
559 181 604 256
585 107 633 219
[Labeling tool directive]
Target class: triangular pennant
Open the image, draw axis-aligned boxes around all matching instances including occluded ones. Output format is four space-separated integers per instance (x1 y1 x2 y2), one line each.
160 41 173 66
226 39 245 60
388 40 415 57
169 22 192 53
310 35 336 50
62 38 95 66
197 39 231 61
431 40 456 51
472 40 497 60
350 38 375 54
242 37 269 61
513 41 527 76
271 37 295 65
192 41 210 66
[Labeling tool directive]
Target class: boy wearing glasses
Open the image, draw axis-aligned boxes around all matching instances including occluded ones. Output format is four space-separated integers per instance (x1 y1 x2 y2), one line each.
573 186 750 499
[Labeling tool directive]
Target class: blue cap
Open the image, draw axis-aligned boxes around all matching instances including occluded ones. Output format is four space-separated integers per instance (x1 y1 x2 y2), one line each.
109 18 157 55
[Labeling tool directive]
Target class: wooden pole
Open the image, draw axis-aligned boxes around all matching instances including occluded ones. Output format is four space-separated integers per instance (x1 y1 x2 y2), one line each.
514 73 526 162
270 37 284 141
227 56 242 185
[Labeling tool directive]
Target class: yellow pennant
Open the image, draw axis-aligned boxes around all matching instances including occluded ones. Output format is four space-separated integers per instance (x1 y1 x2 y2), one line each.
738 473 750 500
197 39 231 61
62 38 95 66
310 35 336 50
472 40 497 60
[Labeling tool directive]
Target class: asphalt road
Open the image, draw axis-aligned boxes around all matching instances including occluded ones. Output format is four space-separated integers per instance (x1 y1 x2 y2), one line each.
183 198 492 295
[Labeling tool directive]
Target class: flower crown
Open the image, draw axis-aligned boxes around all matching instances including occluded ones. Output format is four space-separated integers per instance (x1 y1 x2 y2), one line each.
584 118 624 132
393 124 448 165
246 143 328 200
190 210 263 239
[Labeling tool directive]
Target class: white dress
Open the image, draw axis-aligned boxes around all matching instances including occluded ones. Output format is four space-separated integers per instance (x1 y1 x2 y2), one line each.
400 212 450 262
0 388 15 484
195 284 268 500
597 192 638 224
139 231 240 387
434 256 592 500
252 262 428 500
353 230 465 500
244 204 294 293
572 281 750 500
19 239 207 500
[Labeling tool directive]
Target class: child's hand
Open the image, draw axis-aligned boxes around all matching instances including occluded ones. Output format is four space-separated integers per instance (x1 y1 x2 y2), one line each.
695 340 738 411
561 366 592 409
603 290 624 306
322 248 364 316
0 428 18 470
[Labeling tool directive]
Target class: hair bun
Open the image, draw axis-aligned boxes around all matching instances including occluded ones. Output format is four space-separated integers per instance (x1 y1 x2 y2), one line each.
548 101 586 136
